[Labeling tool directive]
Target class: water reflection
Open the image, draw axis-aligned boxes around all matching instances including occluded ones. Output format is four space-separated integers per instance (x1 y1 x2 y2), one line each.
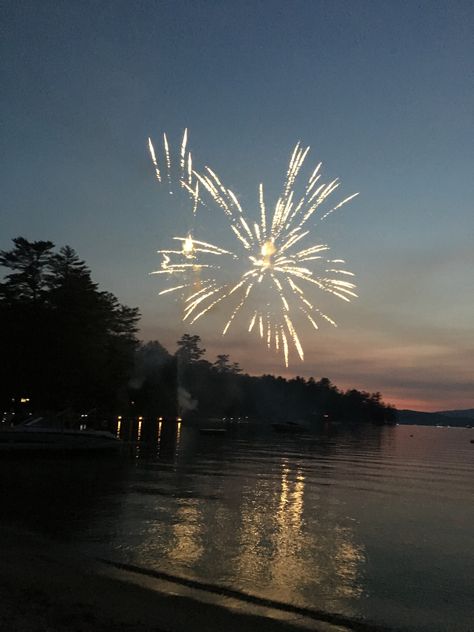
114 420 366 611
6 422 472 631
116 417 182 462
229 456 364 606
266 462 309 598
168 502 204 566
158 419 181 461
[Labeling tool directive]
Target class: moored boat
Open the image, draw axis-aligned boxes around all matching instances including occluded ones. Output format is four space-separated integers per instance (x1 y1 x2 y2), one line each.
0 417 122 453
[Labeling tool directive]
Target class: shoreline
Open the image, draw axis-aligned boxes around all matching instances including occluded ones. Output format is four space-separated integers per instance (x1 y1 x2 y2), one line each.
0 526 353 632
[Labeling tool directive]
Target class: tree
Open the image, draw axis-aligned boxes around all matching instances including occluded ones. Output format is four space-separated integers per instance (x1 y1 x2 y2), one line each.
49 245 92 287
213 354 241 374
0 237 54 303
0 237 140 413
123 334 397 423
175 334 206 364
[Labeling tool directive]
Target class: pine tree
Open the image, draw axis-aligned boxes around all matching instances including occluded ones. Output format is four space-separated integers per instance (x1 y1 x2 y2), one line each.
0 238 140 413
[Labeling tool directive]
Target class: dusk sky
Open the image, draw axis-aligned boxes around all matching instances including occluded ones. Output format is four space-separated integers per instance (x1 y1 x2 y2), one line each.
2 0 473 411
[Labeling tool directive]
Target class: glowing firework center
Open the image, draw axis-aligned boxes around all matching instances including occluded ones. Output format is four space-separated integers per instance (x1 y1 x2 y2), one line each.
260 240 276 269
182 236 195 258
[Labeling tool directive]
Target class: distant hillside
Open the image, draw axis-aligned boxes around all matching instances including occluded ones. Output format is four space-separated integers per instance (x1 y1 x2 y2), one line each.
398 409 473 427
438 408 474 419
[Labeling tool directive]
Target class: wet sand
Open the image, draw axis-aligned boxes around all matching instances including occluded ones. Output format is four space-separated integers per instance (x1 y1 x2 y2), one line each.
0 527 347 632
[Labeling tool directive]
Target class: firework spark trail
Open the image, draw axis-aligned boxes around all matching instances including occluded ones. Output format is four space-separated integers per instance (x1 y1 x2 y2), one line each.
259 184 267 238
281 326 289 367
148 138 161 182
222 286 253 335
192 182 199 215
148 129 202 215
180 128 188 174
163 133 172 189
158 284 193 295
150 134 359 366
181 179 205 212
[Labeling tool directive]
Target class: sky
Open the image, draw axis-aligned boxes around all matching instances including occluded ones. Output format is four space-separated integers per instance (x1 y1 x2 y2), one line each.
1 0 473 411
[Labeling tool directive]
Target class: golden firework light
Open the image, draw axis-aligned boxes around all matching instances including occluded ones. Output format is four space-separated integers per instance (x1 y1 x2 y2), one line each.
148 129 201 214
148 131 359 367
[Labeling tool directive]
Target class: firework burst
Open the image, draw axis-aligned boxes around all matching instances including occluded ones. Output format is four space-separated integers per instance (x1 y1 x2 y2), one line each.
150 134 358 366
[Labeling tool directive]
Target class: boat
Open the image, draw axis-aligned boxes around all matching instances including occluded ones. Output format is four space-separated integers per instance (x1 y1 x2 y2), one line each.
198 428 228 435
0 417 122 453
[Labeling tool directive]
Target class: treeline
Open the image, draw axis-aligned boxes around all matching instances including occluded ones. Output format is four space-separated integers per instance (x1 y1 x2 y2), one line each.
0 238 139 412
132 336 397 424
0 238 396 424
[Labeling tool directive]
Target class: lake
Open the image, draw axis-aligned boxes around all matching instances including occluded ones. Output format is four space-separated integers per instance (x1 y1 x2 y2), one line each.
1 422 473 631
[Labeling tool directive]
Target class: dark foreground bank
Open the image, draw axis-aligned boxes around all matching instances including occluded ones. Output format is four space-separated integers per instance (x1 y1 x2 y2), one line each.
0 527 355 632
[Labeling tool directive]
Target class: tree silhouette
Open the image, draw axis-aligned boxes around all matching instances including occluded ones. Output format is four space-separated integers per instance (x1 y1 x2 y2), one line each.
0 237 140 413
0 238 397 424
213 354 242 374
0 237 54 303
176 334 206 364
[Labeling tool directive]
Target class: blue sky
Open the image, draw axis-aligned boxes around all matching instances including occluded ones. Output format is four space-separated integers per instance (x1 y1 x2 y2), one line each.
2 0 473 410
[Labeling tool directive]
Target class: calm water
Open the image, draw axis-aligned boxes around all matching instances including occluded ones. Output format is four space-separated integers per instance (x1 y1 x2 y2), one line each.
1 422 473 631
